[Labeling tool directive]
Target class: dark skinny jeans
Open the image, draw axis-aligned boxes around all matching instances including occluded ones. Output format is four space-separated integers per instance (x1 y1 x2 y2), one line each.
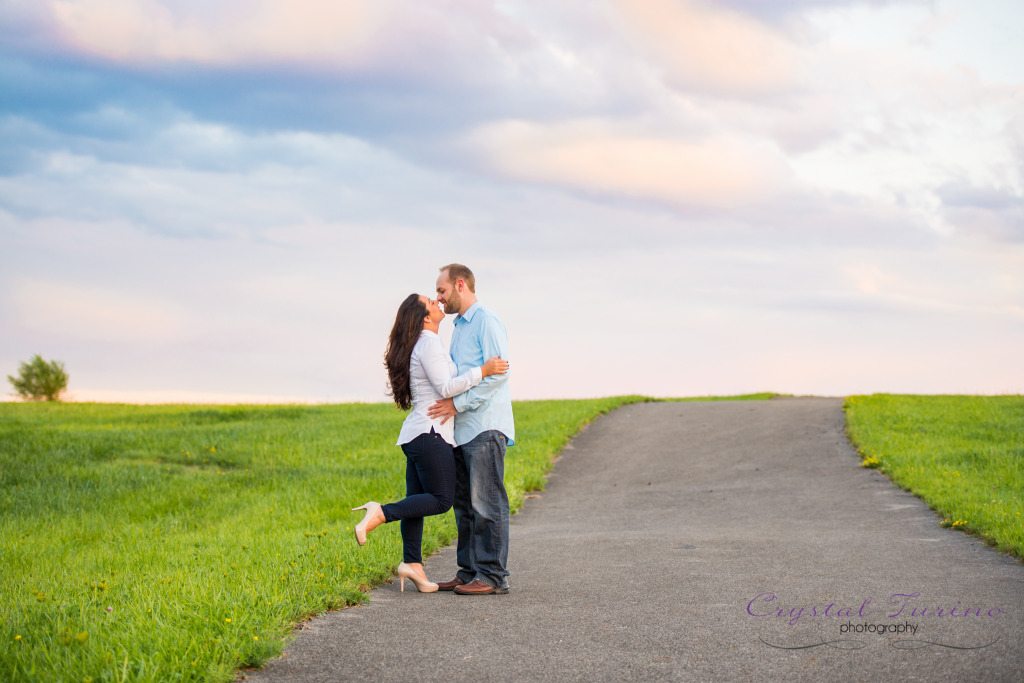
380 429 455 564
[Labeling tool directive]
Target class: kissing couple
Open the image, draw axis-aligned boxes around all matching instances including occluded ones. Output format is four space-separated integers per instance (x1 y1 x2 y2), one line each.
351 263 515 596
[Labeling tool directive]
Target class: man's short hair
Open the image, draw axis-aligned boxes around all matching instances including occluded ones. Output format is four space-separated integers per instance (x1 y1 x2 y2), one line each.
440 263 476 293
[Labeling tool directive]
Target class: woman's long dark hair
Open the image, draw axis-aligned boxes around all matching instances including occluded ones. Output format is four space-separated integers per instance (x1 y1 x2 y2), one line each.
385 293 427 411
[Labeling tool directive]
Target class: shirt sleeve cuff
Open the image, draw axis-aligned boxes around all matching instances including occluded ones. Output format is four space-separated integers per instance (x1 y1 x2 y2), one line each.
472 366 483 382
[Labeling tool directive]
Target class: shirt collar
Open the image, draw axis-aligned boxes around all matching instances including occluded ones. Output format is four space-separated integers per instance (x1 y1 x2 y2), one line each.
454 301 481 326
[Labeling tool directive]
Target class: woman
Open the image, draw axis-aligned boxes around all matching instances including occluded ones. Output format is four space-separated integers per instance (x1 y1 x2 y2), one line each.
351 293 508 593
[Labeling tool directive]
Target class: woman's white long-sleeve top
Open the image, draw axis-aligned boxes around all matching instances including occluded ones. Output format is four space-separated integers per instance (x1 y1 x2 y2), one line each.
396 330 482 446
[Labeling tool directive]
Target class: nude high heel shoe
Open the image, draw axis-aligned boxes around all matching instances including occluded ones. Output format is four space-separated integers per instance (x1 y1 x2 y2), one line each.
397 563 439 593
351 502 382 546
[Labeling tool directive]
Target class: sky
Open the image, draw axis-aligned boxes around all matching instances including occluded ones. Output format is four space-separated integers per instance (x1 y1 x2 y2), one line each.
1 0 1022 403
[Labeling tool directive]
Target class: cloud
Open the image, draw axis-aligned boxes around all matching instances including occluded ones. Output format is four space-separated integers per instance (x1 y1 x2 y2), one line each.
613 0 804 96
46 0 379 65
463 118 793 209
784 6 1024 238
721 0 916 22
0 1 599 143
939 183 1024 242
36 0 545 87
0 113 459 238
941 184 1024 211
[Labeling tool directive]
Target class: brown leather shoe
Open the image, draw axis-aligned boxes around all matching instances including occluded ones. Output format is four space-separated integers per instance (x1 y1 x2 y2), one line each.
435 577 466 592
454 579 508 595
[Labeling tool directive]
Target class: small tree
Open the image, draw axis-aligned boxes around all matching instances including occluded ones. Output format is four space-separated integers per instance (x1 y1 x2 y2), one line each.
7 354 69 402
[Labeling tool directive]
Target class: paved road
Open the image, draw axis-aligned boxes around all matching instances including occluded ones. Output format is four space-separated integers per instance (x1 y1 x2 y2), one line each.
244 399 1024 682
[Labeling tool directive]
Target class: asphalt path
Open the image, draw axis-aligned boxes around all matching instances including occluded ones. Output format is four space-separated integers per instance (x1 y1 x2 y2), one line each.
244 398 1024 682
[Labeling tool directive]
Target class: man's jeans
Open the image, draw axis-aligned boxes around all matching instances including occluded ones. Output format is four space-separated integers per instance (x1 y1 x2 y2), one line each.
453 430 510 589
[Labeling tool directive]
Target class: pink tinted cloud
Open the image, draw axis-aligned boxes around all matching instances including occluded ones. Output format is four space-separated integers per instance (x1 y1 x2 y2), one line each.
40 0 533 77
464 118 793 208
46 0 384 64
613 0 803 96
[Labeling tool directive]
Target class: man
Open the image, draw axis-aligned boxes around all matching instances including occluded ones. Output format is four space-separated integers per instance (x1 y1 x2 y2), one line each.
427 263 514 595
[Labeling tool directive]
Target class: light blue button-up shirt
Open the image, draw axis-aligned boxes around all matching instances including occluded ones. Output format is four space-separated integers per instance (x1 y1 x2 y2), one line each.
450 302 515 447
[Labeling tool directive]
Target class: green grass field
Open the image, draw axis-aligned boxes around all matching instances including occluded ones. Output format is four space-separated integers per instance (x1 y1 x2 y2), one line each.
844 394 1024 560
1 397 654 682
4 392 1021 682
